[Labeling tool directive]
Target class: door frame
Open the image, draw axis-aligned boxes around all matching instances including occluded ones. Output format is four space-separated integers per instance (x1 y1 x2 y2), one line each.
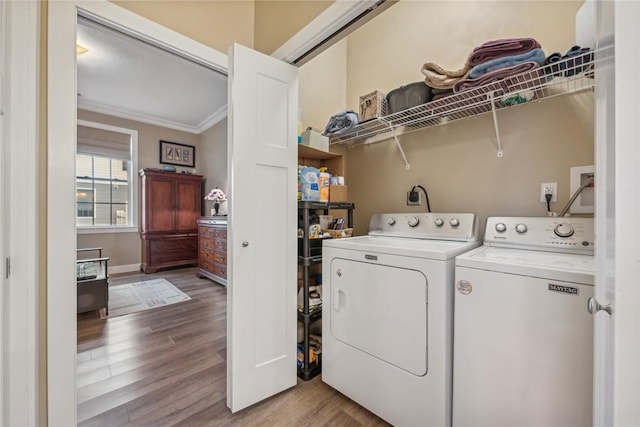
47 1 386 424
610 2 640 424
47 2 228 425
2 1 40 426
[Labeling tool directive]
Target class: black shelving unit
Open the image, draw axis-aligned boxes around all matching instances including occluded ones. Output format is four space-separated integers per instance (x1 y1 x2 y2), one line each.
297 201 354 380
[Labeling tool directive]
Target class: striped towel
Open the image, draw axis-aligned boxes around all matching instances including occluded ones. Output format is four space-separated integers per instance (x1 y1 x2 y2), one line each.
421 62 471 90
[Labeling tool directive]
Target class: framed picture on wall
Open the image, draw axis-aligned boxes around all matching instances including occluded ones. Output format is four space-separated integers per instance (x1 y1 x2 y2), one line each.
160 140 195 168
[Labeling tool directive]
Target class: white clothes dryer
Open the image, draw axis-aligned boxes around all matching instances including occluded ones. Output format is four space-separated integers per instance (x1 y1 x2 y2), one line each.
453 217 595 427
322 213 480 426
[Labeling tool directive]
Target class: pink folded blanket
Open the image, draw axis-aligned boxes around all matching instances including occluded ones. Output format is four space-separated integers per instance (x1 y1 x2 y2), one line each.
453 61 541 93
467 38 541 67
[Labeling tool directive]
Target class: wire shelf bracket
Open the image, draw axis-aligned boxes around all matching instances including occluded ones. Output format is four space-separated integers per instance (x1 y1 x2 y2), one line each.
488 91 504 157
390 125 410 170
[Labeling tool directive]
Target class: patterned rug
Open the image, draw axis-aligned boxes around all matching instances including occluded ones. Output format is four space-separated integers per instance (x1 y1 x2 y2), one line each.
100 278 191 319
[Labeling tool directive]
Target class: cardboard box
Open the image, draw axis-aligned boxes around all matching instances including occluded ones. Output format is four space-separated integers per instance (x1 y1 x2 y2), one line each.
359 90 387 121
329 185 348 202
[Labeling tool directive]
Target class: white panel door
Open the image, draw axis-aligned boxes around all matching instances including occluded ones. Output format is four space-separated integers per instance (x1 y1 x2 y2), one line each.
593 2 640 425
227 43 298 412
592 0 615 424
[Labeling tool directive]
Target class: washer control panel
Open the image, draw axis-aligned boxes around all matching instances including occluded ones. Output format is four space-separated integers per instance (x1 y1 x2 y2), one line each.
485 217 594 254
368 213 479 242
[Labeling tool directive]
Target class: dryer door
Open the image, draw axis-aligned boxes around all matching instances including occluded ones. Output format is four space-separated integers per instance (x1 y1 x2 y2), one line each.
329 257 428 376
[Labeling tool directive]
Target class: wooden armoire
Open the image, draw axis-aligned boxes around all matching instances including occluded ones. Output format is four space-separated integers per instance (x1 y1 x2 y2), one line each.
139 169 204 273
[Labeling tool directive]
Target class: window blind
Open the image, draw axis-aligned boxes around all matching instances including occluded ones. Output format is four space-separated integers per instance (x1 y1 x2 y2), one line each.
77 125 131 160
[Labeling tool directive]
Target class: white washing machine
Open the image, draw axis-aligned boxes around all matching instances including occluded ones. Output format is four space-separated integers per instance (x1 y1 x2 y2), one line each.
453 217 595 427
322 213 480 426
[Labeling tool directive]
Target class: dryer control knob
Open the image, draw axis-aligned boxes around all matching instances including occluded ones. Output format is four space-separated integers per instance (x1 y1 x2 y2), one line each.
554 223 575 237
495 223 507 233
434 218 444 227
387 218 396 226
450 218 460 227
407 217 420 227
515 223 528 234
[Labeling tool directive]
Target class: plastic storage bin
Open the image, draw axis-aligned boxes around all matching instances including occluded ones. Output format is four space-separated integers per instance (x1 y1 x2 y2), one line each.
386 82 432 114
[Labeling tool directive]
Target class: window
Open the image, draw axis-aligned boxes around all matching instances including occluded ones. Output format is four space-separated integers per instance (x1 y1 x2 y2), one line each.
76 120 138 230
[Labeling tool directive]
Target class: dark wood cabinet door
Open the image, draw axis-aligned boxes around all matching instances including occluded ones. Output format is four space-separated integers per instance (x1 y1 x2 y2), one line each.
145 175 175 232
139 169 204 273
175 179 201 232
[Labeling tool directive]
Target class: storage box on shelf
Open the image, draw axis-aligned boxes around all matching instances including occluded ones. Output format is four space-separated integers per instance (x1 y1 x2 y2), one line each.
359 89 387 121
329 185 348 202
297 200 354 380
300 129 329 152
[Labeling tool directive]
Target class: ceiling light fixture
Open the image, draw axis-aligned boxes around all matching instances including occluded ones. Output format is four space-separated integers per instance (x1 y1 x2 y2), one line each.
76 44 88 56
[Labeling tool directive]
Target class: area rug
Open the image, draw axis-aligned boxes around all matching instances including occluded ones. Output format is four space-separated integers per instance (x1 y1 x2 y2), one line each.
100 278 191 319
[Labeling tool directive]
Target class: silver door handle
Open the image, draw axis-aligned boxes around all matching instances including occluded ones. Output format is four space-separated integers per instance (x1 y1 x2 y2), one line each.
587 297 612 315
242 241 249 247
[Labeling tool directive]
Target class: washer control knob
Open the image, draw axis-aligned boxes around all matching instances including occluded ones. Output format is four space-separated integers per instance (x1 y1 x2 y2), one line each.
434 218 444 227
407 217 420 227
387 218 396 226
450 218 460 227
515 223 528 234
554 223 575 237
495 223 507 233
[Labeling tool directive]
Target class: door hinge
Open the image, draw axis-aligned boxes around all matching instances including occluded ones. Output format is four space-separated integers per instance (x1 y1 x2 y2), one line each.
5 257 10 278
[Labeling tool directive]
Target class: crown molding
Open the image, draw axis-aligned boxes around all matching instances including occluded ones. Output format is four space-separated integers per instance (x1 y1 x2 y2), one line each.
78 99 227 134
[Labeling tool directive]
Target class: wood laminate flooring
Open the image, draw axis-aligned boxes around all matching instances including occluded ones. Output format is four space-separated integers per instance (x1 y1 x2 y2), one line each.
77 267 389 426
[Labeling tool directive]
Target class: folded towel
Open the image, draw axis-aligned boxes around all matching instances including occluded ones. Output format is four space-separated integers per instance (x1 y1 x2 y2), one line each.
453 62 541 93
322 110 360 136
543 46 593 77
562 46 593 77
467 37 541 67
469 48 546 78
421 62 471 90
544 52 562 65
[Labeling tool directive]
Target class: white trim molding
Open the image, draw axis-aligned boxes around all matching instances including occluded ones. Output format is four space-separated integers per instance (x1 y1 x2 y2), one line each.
109 263 141 275
197 104 228 132
76 119 139 229
77 99 228 135
272 0 397 65
78 99 214 135
48 2 230 425
4 1 40 425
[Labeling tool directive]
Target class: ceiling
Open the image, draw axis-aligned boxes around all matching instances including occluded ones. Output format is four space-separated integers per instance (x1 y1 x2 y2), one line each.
76 17 228 135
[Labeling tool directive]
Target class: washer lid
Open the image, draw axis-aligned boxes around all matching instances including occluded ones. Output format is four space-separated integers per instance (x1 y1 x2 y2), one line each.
456 246 595 285
323 235 480 260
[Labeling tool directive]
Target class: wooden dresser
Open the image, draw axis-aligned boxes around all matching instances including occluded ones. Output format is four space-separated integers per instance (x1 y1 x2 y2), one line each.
139 169 204 273
197 217 227 285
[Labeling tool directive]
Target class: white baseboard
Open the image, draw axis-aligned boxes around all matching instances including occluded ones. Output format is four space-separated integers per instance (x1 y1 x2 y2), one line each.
110 263 140 275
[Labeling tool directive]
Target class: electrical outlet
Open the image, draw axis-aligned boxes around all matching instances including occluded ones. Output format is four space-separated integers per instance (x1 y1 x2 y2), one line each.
540 182 557 203
407 190 421 206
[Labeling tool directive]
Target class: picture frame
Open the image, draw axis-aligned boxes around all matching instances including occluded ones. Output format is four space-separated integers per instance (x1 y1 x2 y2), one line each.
159 140 195 168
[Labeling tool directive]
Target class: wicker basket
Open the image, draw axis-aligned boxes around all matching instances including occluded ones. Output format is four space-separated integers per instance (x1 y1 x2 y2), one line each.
323 228 353 239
